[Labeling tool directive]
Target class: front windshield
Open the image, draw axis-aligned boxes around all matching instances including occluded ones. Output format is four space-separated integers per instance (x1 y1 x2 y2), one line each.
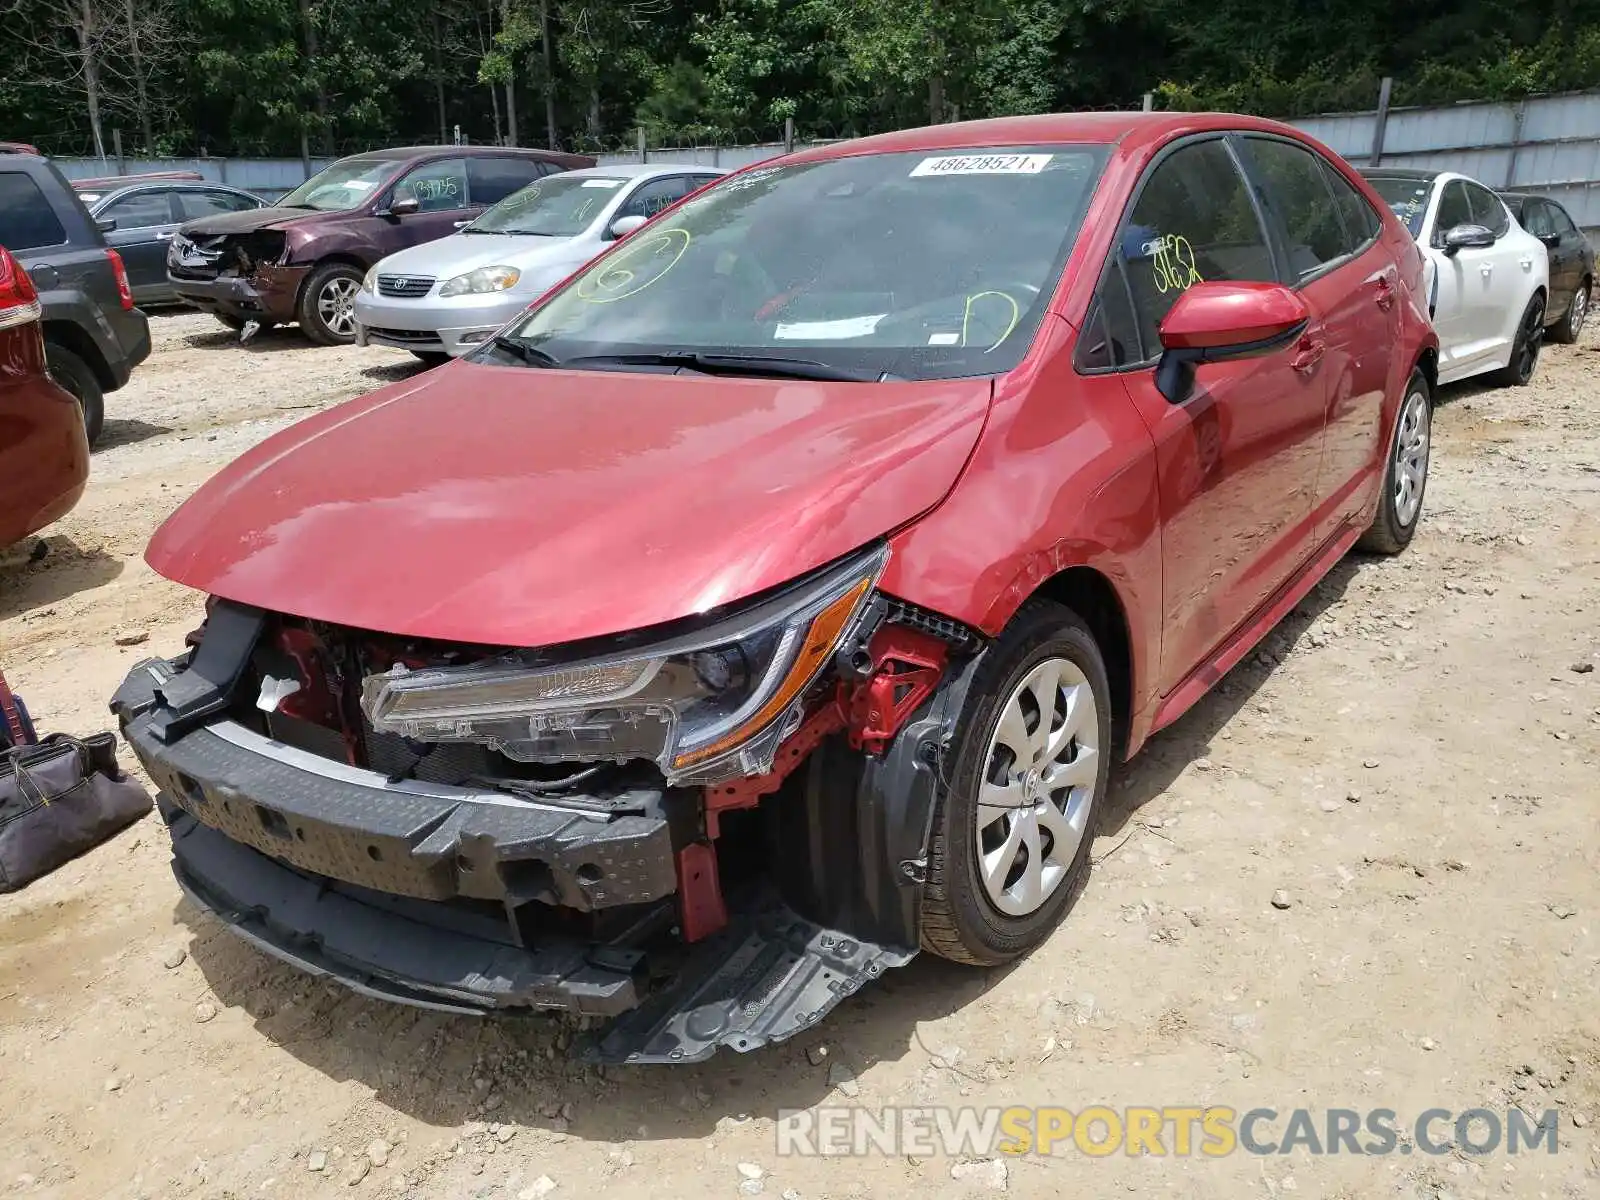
1366 175 1432 237
468 174 630 236
495 145 1109 381
278 158 396 211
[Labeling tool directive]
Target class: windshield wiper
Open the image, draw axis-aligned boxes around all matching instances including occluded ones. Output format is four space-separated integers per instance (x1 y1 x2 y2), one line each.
460 227 510 235
490 334 561 368
561 351 892 383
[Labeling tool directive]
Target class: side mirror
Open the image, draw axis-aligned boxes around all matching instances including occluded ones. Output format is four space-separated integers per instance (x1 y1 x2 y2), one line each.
96 217 117 232
1154 281 1310 405
1440 223 1495 255
608 214 647 240
386 197 421 218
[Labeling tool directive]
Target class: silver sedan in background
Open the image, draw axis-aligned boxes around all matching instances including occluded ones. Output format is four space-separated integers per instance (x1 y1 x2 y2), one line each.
352 163 726 362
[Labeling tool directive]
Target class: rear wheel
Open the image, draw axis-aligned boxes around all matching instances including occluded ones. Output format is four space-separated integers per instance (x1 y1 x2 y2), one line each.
920 600 1111 966
296 262 364 345
44 343 105 446
1549 278 1590 344
1494 293 1545 385
1358 368 1431 555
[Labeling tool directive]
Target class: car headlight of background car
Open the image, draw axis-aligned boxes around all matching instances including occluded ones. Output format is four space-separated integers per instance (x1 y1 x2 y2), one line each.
361 265 379 293
361 546 887 783
439 265 523 297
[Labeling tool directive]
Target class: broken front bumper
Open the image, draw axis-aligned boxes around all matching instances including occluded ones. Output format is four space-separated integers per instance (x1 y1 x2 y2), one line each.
167 265 305 323
111 652 914 1061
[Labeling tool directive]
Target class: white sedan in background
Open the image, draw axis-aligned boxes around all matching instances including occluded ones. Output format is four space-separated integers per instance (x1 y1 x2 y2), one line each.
1363 168 1549 386
354 163 727 362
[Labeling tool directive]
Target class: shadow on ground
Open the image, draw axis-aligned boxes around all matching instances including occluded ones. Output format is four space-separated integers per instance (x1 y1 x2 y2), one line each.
0 536 125 622
361 360 433 384
182 323 309 353
177 554 1371 1143
95 418 172 451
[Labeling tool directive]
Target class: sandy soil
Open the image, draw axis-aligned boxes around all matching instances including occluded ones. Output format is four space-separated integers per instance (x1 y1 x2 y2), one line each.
1 311 1597 1200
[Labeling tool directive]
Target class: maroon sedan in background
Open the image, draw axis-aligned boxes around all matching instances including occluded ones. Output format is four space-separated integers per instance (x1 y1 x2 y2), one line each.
0 244 88 550
167 145 593 344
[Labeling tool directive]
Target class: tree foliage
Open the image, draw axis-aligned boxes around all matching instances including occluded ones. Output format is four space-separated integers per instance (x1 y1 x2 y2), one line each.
4 0 1600 157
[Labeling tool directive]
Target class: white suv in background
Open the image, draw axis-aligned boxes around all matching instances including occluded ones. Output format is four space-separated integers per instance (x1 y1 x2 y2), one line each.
1363 168 1549 387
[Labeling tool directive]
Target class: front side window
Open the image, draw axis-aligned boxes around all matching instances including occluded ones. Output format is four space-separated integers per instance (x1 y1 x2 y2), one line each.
1434 181 1473 237
394 158 468 212
496 144 1109 381
103 189 175 229
1520 199 1554 239
1550 203 1581 237
278 158 397 211
1119 139 1275 351
1366 175 1433 237
465 174 631 237
615 177 693 221
1465 182 1509 237
1243 137 1355 280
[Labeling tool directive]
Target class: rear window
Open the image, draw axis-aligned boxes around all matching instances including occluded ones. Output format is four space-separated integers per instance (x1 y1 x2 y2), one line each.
1366 175 1432 238
0 172 68 250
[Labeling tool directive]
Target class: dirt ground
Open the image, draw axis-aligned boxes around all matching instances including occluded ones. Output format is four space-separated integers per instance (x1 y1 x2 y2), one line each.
1 310 1597 1200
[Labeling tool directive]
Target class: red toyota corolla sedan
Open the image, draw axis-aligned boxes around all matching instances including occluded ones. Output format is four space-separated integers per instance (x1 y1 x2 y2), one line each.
114 112 1436 1062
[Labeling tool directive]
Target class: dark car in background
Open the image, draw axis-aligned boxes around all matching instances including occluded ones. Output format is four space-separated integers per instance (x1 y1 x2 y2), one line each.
1500 191 1594 343
167 145 594 344
83 181 266 306
0 244 89 549
0 145 152 445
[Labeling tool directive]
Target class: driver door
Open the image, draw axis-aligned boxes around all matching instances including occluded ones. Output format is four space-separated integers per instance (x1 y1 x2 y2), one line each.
1431 179 1507 375
385 157 474 251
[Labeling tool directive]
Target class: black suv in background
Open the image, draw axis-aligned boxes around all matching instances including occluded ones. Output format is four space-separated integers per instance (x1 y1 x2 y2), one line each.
0 146 151 444
1499 191 1595 344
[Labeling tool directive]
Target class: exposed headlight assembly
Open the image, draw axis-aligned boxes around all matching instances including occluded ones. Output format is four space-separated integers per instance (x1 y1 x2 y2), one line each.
439 265 522 297
361 265 379 293
360 546 887 784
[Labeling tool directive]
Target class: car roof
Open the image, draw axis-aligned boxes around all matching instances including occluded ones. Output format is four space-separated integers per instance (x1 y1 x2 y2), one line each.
563 163 727 180
1359 167 1440 182
340 145 579 162
784 110 1313 163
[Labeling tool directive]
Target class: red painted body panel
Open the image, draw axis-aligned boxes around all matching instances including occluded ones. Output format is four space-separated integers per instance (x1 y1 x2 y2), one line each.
150 111 1438 764
144 366 991 646
0 319 89 550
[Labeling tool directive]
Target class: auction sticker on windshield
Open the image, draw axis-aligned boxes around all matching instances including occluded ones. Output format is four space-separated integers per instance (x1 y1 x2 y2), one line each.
910 154 1053 177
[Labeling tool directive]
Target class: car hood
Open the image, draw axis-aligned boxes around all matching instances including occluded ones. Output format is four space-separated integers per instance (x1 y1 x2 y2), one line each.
146 363 992 647
373 232 579 280
177 206 334 236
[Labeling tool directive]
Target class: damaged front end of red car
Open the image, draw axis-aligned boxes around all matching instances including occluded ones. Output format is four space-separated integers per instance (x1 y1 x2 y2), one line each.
110 544 988 1062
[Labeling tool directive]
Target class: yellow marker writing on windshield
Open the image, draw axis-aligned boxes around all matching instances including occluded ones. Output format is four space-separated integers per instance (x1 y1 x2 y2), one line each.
962 291 1021 352
575 228 692 304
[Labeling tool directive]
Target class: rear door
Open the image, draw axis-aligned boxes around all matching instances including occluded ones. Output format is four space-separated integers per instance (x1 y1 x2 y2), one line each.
1104 135 1330 693
1464 179 1531 356
1237 135 1394 542
100 188 182 301
1548 202 1592 322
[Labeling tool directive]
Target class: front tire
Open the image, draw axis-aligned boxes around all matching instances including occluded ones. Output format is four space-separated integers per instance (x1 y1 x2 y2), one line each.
920 600 1111 966
1494 293 1545 386
1358 368 1431 555
1549 277 1590 345
296 262 364 345
44 343 105 446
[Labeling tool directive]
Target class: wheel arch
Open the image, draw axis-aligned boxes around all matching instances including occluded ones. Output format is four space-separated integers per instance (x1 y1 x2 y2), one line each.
295 254 369 310
41 320 114 390
1028 565 1135 757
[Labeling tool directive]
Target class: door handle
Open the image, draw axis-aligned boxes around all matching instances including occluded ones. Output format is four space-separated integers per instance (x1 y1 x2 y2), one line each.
1518 256 1534 270
1481 263 1495 276
1374 276 1395 311
1291 335 1325 374
155 231 174 240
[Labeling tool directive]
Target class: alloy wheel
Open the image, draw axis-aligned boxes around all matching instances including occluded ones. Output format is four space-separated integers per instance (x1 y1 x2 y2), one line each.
1570 288 1588 338
318 277 360 337
1392 386 1430 527
975 657 1100 917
